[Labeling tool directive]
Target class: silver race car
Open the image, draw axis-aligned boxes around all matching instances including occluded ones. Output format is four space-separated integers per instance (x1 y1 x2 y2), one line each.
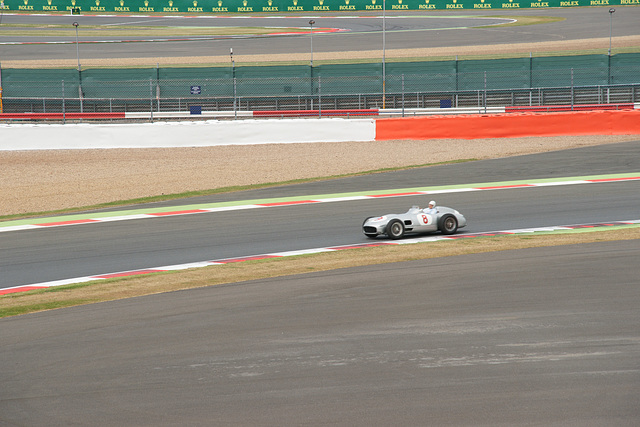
362 204 467 239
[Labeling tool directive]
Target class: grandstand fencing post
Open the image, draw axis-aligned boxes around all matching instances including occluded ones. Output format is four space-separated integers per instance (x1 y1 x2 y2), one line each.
78 73 83 114
529 52 533 92
149 78 154 122
231 48 237 119
233 74 237 119
309 56 314 106
402 74 405 117
318 76 322 118
483 71 487 114
539 87 542 106
529 53 533 106
455 55 459 93
0 62 3 114
62 80 66 124
571 68 574 111
156 63 161 112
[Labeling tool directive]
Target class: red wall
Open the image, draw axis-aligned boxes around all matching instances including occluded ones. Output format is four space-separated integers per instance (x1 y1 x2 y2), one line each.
376 110 640 140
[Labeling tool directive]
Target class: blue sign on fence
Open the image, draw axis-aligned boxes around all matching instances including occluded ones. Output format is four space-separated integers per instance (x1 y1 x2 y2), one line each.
190 85 201 95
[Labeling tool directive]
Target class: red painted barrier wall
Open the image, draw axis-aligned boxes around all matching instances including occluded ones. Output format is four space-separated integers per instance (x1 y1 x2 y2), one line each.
375 110 640 140
0 112 126 120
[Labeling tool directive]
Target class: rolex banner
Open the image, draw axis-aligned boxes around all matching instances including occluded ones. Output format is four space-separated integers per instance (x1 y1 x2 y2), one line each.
2 0 633 13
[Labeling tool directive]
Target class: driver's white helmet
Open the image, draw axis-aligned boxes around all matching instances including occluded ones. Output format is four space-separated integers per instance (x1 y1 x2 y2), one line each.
428 200 436 207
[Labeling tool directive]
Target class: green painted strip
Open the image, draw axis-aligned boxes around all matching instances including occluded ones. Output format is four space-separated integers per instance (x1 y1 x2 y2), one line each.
519 224 640 235
2 172 639 228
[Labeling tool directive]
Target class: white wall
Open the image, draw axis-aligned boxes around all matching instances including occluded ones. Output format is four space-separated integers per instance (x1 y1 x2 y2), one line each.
0 118 376 150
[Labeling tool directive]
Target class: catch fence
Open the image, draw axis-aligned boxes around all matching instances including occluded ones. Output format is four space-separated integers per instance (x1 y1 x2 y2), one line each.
1 54 639 120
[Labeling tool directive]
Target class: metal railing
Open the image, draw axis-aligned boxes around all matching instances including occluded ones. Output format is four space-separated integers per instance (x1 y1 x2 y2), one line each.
1 77 639 121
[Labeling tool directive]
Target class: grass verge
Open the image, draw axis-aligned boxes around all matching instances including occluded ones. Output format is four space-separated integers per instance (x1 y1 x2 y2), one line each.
2 226 639 318
483 16 565 28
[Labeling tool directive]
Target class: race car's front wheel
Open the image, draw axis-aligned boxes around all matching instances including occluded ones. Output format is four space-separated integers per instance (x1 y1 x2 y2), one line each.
386 219 405 239
439 214 458 235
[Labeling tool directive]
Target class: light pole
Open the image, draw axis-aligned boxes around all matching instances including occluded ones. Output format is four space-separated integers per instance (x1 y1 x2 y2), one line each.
608 8 615 56
382 0 386 109
230 47 236 119
309 20 315 67
73 22 80 70
72 21 83 113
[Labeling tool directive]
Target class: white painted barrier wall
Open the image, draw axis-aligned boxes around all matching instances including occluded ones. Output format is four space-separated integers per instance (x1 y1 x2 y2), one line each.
0 118 376 151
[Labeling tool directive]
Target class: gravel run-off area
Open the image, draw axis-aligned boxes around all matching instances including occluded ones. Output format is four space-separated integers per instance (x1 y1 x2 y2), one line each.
2 135 639 216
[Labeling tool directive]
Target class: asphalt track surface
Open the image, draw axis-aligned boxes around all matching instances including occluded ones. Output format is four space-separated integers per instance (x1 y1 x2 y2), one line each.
2 140 640 289
2 9 640 425
2 142 640 427
1 7 640 61
2 222 640 424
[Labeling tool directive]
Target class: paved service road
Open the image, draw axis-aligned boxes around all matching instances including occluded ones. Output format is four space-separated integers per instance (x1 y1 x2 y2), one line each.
1 240 639 425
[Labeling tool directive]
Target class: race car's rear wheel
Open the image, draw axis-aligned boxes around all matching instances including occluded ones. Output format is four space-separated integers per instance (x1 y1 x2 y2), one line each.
439 214 458 235
386 219 405 239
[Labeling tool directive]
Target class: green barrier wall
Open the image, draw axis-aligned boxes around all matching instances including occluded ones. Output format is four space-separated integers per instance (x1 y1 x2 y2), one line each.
1 0 635 13
3 53 639 98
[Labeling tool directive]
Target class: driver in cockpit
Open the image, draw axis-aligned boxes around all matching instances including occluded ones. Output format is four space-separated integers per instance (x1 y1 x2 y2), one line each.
422 200 437 215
